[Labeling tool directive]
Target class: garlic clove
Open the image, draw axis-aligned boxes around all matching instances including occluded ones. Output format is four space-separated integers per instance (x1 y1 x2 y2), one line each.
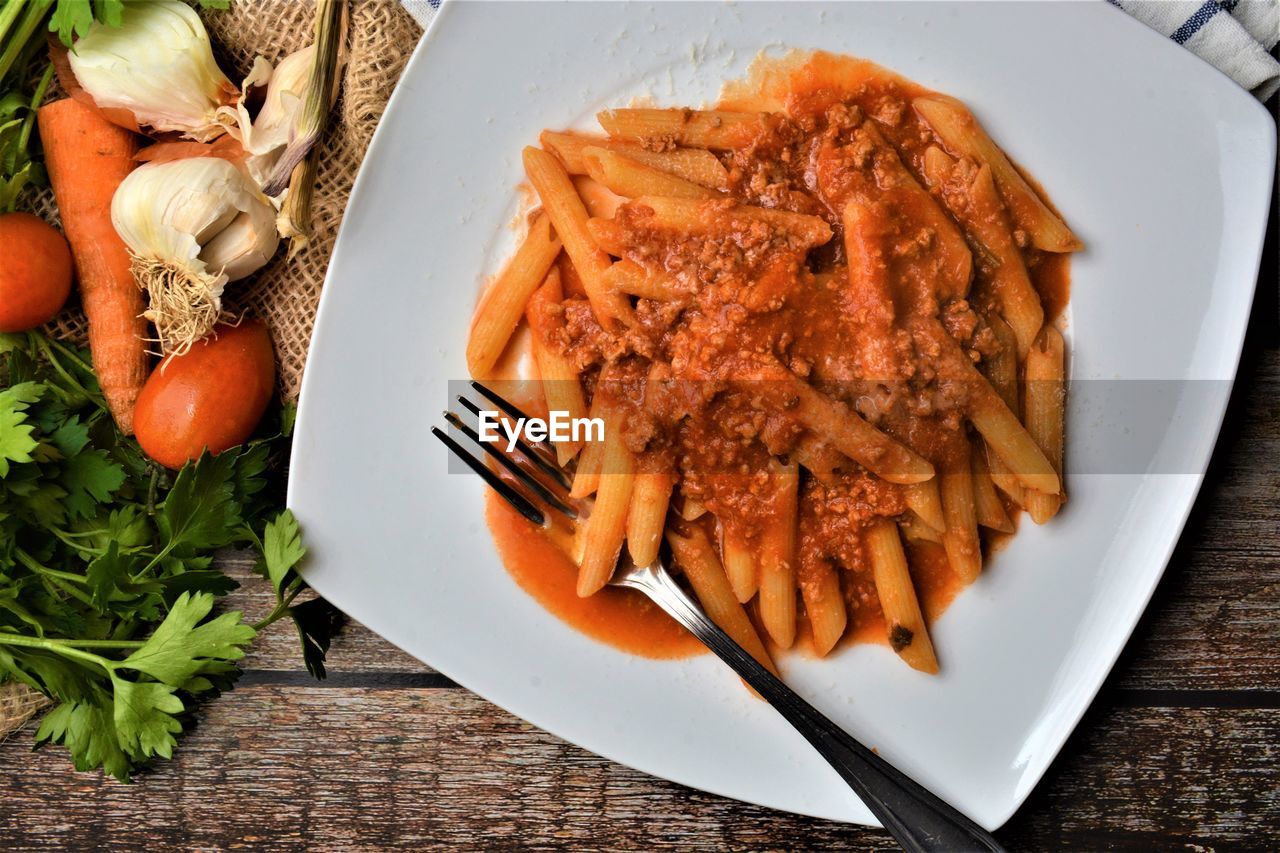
200 206 280 282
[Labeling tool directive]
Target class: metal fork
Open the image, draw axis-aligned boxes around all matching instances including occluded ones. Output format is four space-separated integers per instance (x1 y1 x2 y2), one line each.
433 381 1005 853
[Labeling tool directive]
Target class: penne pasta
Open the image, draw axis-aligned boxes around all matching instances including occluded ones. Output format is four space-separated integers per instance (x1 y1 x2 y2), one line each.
755 369 934 485
983 314 1020 413
526 269 589 465
523 146 632 330
900 512 943 545
582 147 721 200
571 175 623 219
792 435 846 485
914 95 1082 253
577 403 636 596
903 479 946 533
1023 326 1066 524
985 443 1027 507
720 525 759 603
679 493 708 521
921 146 1043 357
919 318 1059 495
626 470 674 567
940 445 982 583
630 196 834 249
859 121 972 302
585 217 629 257
540 129 730 188
971 442 1015 533
866 518 938 674
667 524 778 675
758 459 800 648
601 259 688 302
569 392 609 499
465 212 562 378
800 558 847 657
598 108 766 149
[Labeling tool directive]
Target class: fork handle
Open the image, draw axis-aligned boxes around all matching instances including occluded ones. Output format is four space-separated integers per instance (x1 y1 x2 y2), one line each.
620 564 1004 853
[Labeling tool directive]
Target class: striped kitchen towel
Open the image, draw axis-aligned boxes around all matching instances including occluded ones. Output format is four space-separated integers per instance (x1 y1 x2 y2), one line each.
1111 0 1280 100
398 0 1280 102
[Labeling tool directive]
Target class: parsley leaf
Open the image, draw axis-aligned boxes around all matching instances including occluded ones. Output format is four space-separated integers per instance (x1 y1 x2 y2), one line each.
120 592 256 687
0 381 42 476
59 447 126 519
262 509 306 595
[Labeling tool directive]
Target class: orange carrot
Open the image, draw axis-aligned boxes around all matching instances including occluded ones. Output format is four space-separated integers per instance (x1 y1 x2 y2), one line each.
38 99 149 434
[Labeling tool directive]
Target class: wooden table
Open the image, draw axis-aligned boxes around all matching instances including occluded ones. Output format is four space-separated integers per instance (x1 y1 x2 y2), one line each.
4 173 1277 853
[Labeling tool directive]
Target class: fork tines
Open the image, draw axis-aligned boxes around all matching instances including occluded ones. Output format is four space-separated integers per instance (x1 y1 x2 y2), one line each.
432 381 578 527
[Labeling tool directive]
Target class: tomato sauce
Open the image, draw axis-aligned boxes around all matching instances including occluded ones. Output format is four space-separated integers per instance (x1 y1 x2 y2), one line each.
486 491 702 658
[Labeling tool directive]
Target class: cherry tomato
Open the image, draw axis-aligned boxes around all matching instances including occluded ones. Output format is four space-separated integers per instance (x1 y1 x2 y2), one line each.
134 320 276 469
0 212 73 332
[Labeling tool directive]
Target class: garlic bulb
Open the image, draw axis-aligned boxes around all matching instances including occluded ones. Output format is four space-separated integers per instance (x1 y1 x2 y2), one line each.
68 0 238 142
112 157 280 354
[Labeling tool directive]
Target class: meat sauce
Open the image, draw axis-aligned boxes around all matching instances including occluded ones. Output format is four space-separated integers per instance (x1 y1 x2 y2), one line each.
485 52 1070 660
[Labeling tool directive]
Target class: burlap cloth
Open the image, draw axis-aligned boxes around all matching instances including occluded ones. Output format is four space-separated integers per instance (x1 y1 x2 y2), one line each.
2 0 423 741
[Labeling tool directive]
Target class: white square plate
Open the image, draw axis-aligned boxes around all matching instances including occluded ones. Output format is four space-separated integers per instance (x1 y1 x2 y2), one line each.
288 0 1275 829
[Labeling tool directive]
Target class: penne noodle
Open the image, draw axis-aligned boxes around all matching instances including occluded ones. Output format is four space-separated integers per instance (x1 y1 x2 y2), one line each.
966 163 1044 358
984 314 1020 413
630 196 834 249
758 459 800 648
720 525 759 603
903 479 946 533
582 147 721 200
940 445 982 584
523 146 632 329
914 95 1082 253
986 443 1027 507
569 392 609 499
626 470 674 566
526 269 589 465
465 212 562 378
540 129 730 188
920 146 1043 357
679 493 708 521
792 435 846 485
866 518 938 674
577 403 636 596
571 175 623 219
556 252 589 299
860 121 972 302
968 387 1060 496
919 318 1059 495
602 259 688 302
900 512 943 545
800 558 847 657
598 108 766 149
667 524 778 675
585 217 629 257
1023 326 1066 524
971 442 1015 533
842 200 896 329
759 371 934 485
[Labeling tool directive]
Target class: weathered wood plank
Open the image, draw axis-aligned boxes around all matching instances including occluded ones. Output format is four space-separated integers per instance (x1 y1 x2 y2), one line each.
1 687 1274 849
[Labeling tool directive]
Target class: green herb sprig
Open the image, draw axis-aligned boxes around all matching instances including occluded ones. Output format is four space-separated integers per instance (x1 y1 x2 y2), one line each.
0 332 338 781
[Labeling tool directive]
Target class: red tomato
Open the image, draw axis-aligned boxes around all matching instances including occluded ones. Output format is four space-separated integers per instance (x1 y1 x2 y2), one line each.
134 320 276 469
0 212 73 332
